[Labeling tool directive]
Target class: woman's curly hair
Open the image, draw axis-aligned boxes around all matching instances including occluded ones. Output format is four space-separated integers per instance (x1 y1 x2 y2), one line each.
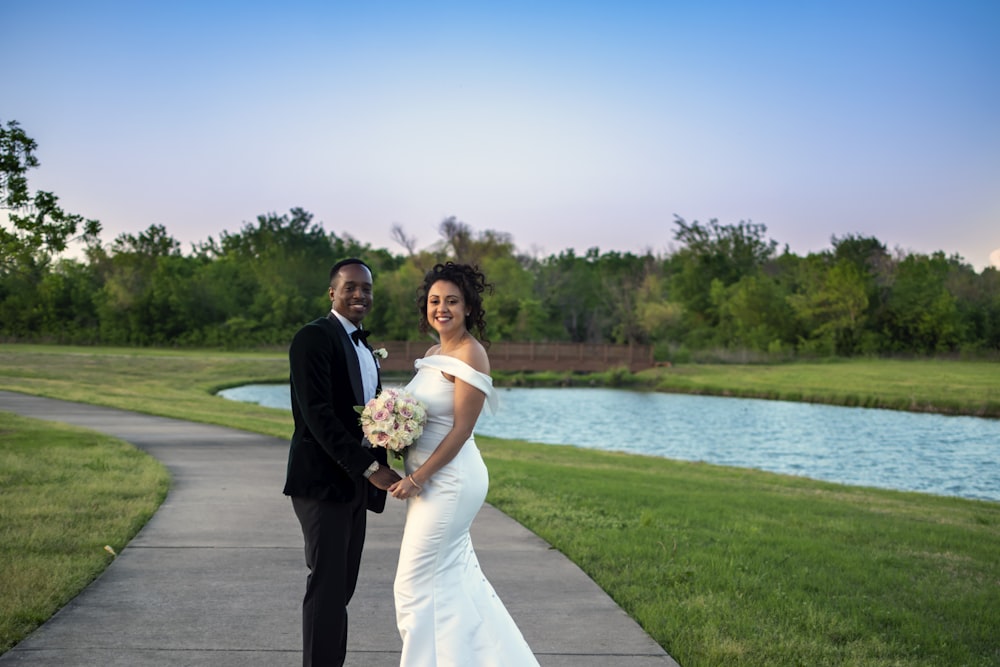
418 262 494 348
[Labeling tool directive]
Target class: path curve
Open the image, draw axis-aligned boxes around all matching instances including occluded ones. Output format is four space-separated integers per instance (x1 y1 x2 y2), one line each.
0 391 678 666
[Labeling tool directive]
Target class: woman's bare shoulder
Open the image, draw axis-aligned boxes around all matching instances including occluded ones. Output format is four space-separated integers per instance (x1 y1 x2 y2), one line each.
456 337 490 374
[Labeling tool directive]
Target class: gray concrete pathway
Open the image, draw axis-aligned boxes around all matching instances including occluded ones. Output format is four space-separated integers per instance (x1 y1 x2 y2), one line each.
0 390 678 666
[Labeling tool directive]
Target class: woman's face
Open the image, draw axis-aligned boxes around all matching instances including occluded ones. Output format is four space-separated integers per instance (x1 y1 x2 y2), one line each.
426 280 468 336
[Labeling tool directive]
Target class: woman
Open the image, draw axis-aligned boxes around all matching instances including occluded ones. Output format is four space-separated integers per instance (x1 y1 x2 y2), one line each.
388 262 539 666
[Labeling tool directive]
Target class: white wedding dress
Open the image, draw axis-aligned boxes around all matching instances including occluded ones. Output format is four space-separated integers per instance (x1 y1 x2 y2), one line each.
394 355 539 667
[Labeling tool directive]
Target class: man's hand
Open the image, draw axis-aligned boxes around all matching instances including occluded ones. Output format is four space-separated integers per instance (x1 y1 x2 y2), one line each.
367 465 402 490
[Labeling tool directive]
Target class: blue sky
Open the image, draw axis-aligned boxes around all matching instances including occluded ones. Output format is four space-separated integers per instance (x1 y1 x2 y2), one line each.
5 1 999 269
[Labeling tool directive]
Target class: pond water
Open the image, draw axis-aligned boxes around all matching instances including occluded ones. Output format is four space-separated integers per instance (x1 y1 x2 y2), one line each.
218 384 1000 502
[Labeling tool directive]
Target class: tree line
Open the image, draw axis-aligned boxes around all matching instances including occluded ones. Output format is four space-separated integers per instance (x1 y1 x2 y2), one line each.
3 119 998 360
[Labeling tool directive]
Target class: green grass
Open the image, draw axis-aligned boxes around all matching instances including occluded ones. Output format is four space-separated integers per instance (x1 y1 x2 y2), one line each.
0 344 293 438
644 359 1000 417
481 438 1000 666
1 344 998 665
0 411 170 653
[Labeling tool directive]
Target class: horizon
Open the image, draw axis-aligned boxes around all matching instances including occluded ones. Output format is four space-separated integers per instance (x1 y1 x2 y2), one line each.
40 207 1000 272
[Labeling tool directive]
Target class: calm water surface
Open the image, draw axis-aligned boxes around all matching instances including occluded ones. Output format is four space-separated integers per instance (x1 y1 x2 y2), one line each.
218 384 1000 502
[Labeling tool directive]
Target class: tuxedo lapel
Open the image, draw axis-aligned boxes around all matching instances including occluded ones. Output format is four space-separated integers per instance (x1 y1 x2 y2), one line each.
324 314 365 406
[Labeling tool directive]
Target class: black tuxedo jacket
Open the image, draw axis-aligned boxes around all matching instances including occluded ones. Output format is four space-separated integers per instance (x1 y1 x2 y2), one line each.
283 314 388 513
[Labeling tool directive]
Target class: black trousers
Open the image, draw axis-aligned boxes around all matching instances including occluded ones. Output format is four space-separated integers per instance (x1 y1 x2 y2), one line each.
291 481 367 667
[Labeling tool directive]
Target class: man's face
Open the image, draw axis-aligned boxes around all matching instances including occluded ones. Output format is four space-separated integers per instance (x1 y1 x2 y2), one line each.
329 263 373 325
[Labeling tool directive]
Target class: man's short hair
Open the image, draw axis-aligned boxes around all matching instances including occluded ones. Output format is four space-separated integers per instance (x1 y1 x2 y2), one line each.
329 258 372 285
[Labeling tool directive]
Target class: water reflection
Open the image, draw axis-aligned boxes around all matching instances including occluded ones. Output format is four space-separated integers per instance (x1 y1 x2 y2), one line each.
218 384 1000 502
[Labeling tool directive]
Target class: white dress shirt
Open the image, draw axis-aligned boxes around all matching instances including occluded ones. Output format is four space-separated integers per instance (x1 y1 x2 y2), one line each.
331 310 378 403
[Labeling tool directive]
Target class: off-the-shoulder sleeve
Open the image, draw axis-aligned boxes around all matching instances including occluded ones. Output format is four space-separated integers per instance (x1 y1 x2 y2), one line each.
414 355 499 415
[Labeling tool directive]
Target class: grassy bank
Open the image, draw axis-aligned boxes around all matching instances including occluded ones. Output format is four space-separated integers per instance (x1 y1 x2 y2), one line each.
0 412 169 652
496 358 1000 418
1 344 998 665
481 438 999 666
646 359 1000 418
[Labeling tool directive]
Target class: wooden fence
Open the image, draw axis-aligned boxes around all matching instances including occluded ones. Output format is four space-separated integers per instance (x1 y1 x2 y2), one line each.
375 341 654 373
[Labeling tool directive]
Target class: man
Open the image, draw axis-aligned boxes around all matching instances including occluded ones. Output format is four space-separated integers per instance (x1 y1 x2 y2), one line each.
284 258 401 667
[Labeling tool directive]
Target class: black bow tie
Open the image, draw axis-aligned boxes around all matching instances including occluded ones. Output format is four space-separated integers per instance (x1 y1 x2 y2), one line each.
350 329 370 346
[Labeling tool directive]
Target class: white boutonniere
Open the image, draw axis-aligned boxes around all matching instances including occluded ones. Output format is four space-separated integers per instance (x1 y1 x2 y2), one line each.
372 347 388 360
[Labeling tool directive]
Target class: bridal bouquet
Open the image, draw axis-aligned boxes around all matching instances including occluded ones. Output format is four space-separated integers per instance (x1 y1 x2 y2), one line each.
355 388 427 459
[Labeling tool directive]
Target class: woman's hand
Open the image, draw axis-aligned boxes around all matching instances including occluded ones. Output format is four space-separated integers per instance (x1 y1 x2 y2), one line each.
389 474 423 500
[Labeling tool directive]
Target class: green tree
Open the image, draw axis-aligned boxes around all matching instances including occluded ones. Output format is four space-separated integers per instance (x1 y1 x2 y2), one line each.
830 234 892 352
91 225 189 344
199 208 375 344
535 248 603 342
34 258 102 343
436 217 517 267
713 273 797 352
787 258 870 355
596 251 657 344
668 216 778 335
1 121 102 339
635 272 684 346
1 120 101 275
946 262 1000 353
481 254 538 342
883 252 964 353
368 259 426 341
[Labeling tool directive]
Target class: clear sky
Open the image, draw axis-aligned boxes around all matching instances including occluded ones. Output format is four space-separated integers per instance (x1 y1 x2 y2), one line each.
4 1 999 269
